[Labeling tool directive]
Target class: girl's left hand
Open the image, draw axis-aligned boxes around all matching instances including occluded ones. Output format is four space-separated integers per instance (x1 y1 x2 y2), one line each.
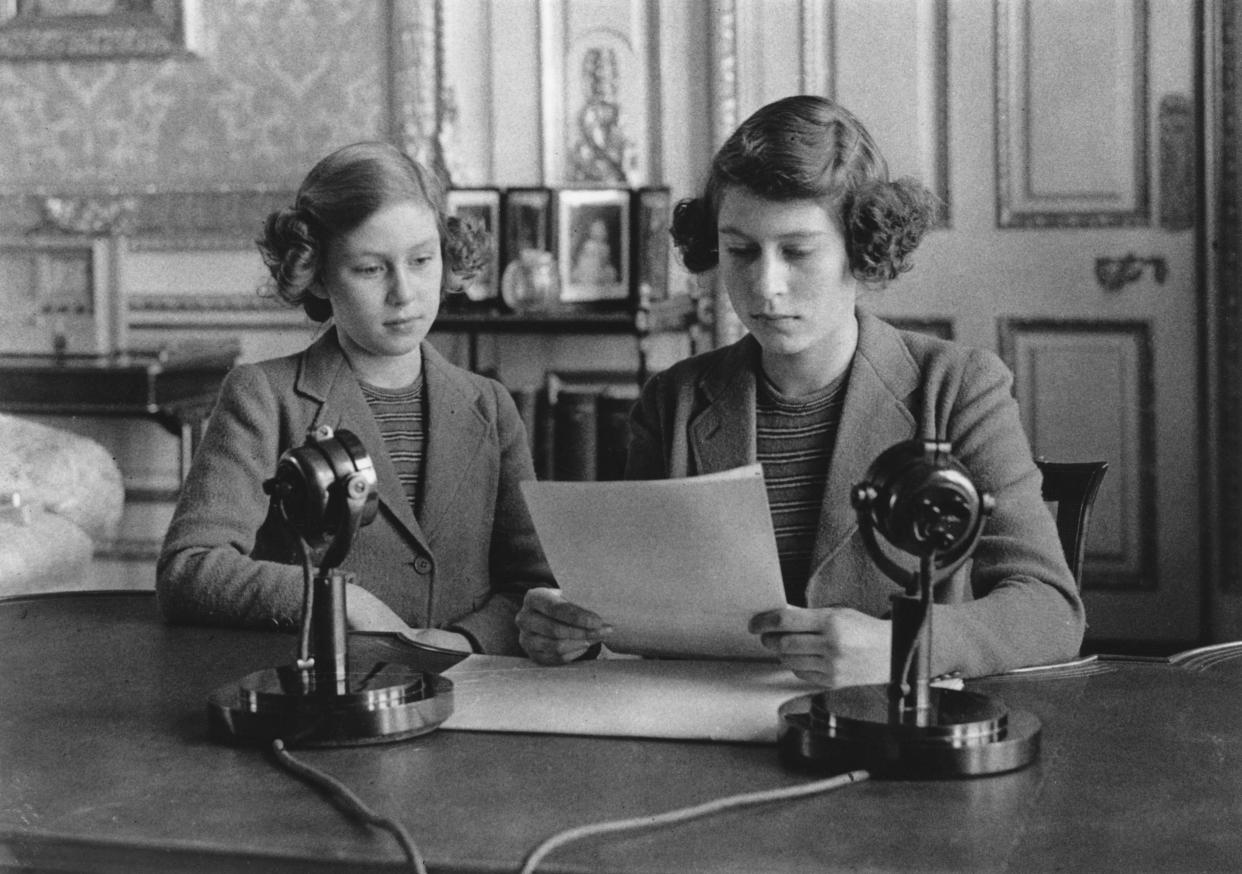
748 606 892 688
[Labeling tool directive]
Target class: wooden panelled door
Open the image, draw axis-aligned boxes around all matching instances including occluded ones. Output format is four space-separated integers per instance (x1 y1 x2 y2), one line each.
817 0 1201 648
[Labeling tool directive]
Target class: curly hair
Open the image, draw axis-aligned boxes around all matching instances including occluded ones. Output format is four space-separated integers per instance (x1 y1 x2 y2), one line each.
670 95 939 284
256 141 492 322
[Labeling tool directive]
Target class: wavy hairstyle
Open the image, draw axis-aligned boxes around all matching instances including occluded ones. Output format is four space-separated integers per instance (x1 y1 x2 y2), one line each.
257 141 491 322
670 95 939 284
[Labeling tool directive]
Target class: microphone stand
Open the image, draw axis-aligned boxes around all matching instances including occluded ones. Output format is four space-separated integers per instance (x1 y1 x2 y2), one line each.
207 427 454 747
778 440 1042 778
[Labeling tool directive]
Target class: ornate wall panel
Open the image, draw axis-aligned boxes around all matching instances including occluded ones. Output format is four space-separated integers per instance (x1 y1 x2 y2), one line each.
999 319 1155 591
995 0 1150 228
538 0 652 186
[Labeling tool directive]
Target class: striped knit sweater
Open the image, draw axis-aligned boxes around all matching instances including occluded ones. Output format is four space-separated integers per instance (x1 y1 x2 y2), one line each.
756 369 849 605
359 376 427 515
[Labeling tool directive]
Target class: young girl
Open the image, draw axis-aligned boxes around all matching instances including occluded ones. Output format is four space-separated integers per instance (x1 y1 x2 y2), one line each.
158 142 552 655
517 95 1084 682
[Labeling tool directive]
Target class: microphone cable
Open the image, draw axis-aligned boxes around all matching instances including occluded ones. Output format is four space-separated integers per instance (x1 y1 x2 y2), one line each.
518 768 870 874
269 739 429 874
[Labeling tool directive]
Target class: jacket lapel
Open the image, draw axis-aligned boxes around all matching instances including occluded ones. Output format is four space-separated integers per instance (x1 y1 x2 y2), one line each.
295 327 427 550
418 343 487 542
808 311 921 575
689 335 760 473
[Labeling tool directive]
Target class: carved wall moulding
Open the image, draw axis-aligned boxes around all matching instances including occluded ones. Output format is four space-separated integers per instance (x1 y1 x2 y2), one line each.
1158 93 1195 231
1 191 294 251
538 0 651 186
390 0 445 177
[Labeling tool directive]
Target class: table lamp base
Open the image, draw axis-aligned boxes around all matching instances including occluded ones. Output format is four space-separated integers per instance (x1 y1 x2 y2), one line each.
207 660 453 748
778 685 1040 778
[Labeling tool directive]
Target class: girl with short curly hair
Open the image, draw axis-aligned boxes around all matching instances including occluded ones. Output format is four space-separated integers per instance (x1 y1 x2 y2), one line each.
159 142 552 654
517 96 1083 685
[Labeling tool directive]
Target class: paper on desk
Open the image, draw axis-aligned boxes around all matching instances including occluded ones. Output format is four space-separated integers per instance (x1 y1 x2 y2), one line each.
440 655 822 744
521 464 787 660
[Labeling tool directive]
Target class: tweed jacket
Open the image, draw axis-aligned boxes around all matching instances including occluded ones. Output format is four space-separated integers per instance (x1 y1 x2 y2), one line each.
157 328 553 655
626 310 1085 677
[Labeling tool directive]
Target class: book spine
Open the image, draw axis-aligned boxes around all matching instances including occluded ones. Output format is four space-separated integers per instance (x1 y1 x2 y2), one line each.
508 385 541 474
552 389 598 481
595 392 634 481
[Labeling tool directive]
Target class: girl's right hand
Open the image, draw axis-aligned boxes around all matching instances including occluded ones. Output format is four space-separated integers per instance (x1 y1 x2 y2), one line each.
516 588 612 665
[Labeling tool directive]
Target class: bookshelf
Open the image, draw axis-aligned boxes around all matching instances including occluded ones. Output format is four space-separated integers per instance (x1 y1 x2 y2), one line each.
431 295 701 484
432 294 700 386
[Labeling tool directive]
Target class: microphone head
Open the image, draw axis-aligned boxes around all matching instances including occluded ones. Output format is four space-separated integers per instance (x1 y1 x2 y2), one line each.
263 426 379 557
852 439 993 563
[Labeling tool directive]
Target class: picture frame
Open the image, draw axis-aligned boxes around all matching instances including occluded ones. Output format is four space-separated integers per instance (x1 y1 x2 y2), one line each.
633 187 671 303
446 187 502 306
501 187 554 271
555 188 631 306
0 0 202 61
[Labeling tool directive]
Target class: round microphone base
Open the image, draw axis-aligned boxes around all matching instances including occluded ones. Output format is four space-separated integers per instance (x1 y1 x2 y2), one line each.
207 661 453 748
778 685 1040 779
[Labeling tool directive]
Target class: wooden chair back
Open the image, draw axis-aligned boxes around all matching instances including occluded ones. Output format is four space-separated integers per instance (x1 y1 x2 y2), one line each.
1035 459 1109 589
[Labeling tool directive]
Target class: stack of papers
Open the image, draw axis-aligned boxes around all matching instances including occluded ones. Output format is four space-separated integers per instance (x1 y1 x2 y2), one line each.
440 655 821 744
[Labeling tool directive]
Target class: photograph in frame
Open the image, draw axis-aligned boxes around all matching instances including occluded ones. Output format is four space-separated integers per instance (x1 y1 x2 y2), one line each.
502 188 554 270
634 187 671 303
556 189 630 305
446 188 502 305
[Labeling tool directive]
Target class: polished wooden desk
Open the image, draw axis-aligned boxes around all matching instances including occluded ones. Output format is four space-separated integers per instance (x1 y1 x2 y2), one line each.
2 591 1241 874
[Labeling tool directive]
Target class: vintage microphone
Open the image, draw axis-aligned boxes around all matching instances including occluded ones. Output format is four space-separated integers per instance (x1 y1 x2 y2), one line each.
207 425 453 747
778 439 1042 777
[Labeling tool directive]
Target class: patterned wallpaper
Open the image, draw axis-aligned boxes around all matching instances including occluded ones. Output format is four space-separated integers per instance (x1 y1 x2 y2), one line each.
0 1 386 196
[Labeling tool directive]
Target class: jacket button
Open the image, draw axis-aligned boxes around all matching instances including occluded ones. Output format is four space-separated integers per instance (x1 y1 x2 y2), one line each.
414 556 433 575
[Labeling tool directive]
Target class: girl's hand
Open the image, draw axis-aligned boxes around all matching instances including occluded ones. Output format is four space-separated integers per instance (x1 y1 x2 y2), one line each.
749 606 891 688
516 588 612 665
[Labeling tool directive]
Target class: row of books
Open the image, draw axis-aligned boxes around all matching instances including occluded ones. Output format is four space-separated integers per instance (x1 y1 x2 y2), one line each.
508 372 641 482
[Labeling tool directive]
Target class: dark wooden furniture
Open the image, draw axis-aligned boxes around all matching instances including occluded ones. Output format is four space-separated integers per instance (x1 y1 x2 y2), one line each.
1036 458 1110 587
431 296 699 385
0 346 237 483
3 591 1240 874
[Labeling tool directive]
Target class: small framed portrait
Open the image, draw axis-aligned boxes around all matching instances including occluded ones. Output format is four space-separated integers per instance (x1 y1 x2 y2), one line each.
446 188 502 304
556 188 630 305
633 187 671 303
502 188 554 270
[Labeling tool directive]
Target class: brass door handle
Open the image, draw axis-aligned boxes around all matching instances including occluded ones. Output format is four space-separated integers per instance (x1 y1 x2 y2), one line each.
1095 254 1167 292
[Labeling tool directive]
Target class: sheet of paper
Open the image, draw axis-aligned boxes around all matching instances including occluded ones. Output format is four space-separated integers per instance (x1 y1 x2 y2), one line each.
440 655 822 744
521 464 787 659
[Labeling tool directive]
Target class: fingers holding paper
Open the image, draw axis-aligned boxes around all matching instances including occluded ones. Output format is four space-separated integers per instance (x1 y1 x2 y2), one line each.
517 587 612 665
749 606 892 688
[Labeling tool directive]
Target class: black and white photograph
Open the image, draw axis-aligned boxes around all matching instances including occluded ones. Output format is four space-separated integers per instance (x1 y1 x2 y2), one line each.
1 1 1239 871
446 186 502 304
633 186 670 302
555 187 629 304
501 186 553 268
